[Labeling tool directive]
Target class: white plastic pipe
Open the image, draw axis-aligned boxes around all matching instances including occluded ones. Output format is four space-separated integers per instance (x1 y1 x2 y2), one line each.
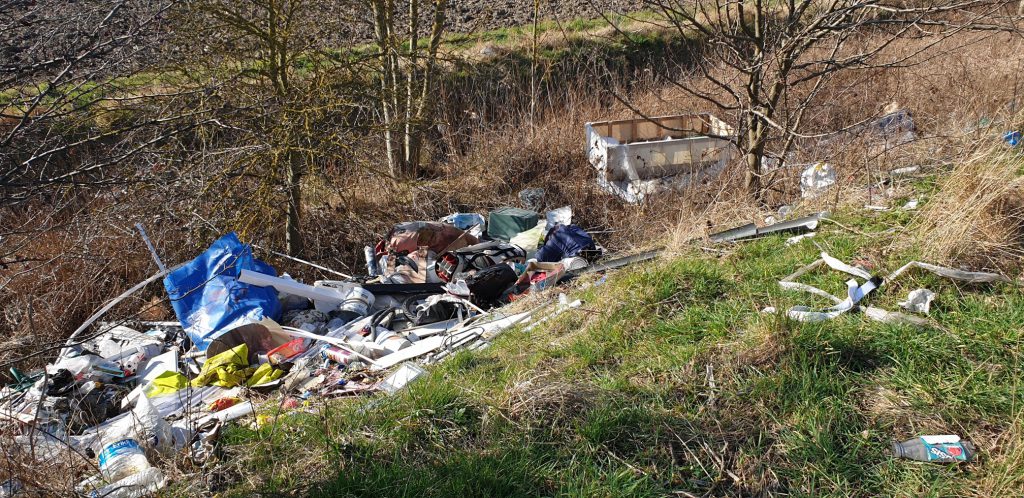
196 400 255 426
238 269 347 304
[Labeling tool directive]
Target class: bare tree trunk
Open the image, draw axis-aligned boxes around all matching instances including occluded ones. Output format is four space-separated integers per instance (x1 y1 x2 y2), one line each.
744 150 761 198
381 103 398 176
404 0 419 176
372 0 401 176
388 18 404 175
285 150 304 256
743 112 766 200
372 0 447 178
409 0 447 174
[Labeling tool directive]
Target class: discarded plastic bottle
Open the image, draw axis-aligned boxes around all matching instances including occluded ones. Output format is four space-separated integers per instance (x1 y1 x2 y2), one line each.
364 246 378 277
98 439 154 482
893 435 975 463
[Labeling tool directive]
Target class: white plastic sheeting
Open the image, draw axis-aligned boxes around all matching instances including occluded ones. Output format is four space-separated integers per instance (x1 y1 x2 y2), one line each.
778 252 1008 325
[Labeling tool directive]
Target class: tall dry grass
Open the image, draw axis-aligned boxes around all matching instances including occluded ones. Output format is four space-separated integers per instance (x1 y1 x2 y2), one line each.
914 143 1024 273
4 16 1024 373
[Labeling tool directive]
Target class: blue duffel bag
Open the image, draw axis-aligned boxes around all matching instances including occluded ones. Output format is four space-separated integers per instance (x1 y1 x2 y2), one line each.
535 224 596 263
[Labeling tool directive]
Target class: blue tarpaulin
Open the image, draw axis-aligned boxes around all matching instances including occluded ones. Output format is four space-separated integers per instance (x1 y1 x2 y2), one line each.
163 232 282 351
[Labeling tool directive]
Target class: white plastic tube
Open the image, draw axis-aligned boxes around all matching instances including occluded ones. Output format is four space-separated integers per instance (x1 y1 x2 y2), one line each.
196 400 255 426
238 269 347 303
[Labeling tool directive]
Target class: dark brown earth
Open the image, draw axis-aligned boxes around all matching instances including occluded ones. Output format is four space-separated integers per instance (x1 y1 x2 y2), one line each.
344 0 646 43
443 0 644 34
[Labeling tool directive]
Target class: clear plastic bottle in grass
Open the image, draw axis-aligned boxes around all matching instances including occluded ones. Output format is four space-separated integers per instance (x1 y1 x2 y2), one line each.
892 435 975 463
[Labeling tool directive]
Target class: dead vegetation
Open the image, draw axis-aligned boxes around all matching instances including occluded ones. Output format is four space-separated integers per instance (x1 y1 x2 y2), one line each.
2 4 1024 495
502 371 600 429
914 143 1024 273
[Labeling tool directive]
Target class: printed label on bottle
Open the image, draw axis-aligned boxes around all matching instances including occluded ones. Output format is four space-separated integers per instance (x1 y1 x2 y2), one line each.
922 440 969 462
98 439 142 469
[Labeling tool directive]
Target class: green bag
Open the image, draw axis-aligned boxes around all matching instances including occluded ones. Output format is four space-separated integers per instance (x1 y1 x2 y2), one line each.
487 207 539 242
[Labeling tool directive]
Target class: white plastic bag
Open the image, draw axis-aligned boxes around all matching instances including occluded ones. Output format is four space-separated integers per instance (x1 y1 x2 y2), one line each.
510 221 547 251
545 206 572 228
75 396 172 498
899 288 936 314
86 395 173 455
800 162 836 198
47 354 123 382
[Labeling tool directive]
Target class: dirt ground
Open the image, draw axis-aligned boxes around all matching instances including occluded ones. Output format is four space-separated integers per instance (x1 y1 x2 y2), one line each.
444 0 643 33
346 0 645 41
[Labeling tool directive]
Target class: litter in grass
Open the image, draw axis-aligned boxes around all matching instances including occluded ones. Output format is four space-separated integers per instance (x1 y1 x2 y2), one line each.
893 435 975 463
900 288 936 314
710 213 827 243
780 252 1007 324
785 232 816 246
6 103 1011 494
1 207 665 495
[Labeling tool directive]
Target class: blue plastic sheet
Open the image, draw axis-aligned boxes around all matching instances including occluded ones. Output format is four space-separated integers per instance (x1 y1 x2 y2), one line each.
163 232 282 351
441 213 486 231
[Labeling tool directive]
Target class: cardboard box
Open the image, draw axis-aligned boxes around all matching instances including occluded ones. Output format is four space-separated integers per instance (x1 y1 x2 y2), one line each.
515 261 566 292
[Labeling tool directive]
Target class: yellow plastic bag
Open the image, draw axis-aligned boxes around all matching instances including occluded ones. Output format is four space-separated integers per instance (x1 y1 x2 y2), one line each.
510 221 547 251
191 343 254 388
143 371 189 397
246 362 284 387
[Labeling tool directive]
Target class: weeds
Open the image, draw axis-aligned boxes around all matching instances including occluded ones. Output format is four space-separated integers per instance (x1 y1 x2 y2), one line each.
195 179 1024 496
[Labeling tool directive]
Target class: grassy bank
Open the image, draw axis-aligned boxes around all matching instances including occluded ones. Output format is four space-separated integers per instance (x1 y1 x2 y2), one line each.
191 175 1024 497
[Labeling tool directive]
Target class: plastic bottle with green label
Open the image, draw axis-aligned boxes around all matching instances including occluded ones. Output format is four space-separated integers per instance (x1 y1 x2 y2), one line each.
892 435 975 463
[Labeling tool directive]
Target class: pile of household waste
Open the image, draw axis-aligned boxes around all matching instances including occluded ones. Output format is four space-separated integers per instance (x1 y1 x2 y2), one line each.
0 205 611 497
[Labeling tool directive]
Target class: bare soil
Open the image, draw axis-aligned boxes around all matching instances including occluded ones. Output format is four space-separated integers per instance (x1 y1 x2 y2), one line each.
443 0 643 34
346 0 645 42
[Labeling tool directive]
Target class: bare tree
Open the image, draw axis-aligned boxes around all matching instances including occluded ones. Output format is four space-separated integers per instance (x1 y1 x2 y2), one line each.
640 0 1020 200
179 0 368 256
0 0 201 206
370 0 448 177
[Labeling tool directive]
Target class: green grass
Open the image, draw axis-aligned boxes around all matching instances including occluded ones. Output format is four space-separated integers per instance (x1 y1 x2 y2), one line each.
186 197 1024 497
439 11 662 51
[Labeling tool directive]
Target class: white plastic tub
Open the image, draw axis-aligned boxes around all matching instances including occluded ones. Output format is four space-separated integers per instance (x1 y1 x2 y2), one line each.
585 113 735 203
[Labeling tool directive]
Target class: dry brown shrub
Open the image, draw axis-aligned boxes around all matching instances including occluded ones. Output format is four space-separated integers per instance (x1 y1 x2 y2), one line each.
0 424 93 497
914 145 1024 274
